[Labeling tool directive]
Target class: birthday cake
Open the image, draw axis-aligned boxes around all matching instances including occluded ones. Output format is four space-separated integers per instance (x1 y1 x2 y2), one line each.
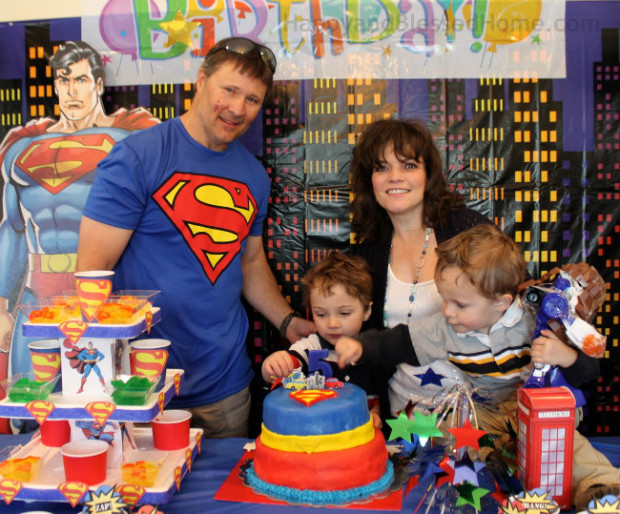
244 382 394 506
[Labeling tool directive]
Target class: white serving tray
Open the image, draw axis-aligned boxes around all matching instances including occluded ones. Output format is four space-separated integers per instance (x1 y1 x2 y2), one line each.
0 369 184 423
0 426 202 506
21 308 161 339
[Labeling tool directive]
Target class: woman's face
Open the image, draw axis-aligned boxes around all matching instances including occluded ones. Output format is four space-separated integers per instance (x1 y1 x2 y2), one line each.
371 144 427 219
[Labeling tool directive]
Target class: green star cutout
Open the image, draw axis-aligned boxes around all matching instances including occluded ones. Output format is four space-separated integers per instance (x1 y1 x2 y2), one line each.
500 448 517 475
531 33 541 44
409 411 443 442
455 482 489 509
386 411 415 441
478 434 496 449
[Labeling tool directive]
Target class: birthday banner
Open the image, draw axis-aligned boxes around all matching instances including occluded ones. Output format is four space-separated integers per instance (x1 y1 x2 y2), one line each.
82 0 567 85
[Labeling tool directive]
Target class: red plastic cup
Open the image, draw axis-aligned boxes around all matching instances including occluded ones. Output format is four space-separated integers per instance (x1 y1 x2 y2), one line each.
151 410 191 450
61 440 109 485
39 419 71 447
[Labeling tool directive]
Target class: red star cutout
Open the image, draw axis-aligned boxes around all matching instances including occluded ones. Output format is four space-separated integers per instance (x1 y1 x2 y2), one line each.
435 455 456 488
490 481 508 504
404 474 419 497
448 419 486 450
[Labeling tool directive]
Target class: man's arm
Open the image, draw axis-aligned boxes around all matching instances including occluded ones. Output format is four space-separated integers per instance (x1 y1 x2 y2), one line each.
241 235 314 343
76 216 134 271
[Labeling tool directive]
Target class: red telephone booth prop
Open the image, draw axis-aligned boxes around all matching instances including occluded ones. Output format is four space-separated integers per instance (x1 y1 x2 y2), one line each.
516 386 576 510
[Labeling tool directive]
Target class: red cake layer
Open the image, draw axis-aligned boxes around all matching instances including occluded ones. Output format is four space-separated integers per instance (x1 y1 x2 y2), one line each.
253 429 389 490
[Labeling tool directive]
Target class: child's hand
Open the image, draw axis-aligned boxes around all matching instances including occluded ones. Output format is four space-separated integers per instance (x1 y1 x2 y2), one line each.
261 351 296 382
370 404 382 429
335 336 363 369
531 329 578 369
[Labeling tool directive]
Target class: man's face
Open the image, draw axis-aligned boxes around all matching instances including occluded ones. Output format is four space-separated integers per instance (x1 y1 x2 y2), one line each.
190 61 267 151
54 58 102 122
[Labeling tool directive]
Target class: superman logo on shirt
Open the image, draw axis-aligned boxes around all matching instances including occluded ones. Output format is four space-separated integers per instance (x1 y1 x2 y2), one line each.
152 172 257 284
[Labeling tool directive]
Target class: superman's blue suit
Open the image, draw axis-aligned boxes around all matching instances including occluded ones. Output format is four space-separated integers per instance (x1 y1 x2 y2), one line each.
0 109 159 398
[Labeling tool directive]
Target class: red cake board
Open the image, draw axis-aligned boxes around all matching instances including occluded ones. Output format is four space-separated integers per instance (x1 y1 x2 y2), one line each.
215 451 403 510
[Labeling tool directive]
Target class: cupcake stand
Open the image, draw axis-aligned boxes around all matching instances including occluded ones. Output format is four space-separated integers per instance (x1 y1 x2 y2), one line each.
0 306 202 509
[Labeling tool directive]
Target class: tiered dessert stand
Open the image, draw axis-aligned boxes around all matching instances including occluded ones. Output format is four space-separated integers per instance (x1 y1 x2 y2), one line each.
0 307 202 508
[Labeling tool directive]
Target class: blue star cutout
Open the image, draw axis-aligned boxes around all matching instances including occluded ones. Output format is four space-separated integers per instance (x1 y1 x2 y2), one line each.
394 435 419 457
415 367 445 386
452 453 486 485
421 460 445 483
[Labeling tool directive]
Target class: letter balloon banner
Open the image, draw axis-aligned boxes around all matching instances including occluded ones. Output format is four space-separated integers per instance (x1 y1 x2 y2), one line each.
82 0 566 85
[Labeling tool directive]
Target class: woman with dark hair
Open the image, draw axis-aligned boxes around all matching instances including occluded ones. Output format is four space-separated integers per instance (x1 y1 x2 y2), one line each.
351 118 491 331
349 118 492 424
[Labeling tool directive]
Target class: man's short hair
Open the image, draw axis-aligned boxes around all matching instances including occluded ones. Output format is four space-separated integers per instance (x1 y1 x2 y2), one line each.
50 40 104 83
201 37 274 93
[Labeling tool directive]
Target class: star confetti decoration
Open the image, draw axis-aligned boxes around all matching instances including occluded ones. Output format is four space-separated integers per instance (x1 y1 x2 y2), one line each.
393 436 419 457
404 475 419 497
435 455 456 488
382 45 392 56
415 367 445 386
531 33 541 44
452 453 486 486
159 11 200 48
478 433 497 449
448 419 486 450
421 461 445 483
490 481 508 505
455 482 489 510
386 411 415 442
408 411 443 445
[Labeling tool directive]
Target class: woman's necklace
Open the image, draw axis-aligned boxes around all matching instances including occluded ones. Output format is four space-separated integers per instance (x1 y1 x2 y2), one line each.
384 227 432 324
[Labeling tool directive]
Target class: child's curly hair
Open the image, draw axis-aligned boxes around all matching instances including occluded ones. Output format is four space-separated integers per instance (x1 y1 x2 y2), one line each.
301 252 373 310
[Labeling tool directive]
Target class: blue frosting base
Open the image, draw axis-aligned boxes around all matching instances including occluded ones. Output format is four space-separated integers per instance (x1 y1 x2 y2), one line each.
262 383 370 436
244 459 394 506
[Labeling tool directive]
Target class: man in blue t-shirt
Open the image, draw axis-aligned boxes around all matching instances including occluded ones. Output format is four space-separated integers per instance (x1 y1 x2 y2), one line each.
76 38 315 438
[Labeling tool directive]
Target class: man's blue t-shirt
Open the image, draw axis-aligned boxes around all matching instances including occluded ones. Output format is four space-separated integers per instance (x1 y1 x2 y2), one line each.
83 117 270 407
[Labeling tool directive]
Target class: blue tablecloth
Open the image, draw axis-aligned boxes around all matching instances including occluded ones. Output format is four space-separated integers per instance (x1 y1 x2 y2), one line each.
1 434 618 513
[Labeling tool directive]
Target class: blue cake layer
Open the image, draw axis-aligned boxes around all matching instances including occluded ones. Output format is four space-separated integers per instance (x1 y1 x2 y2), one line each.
262 383 370 436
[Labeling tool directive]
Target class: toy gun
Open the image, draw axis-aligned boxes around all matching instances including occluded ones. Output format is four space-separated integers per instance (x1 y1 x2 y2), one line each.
519 263 607 388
